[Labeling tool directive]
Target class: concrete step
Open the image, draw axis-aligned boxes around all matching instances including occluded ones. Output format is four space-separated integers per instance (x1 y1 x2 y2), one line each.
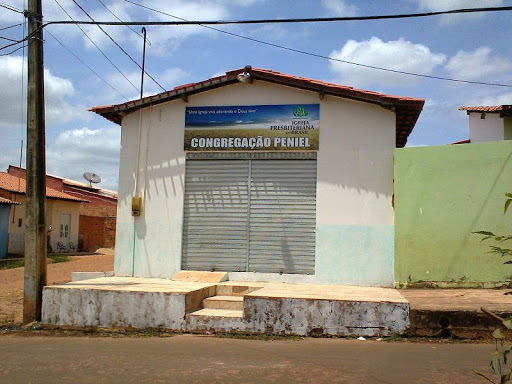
203 295 243 310
172 270 228 283
216 285 263 296
188 308 243 318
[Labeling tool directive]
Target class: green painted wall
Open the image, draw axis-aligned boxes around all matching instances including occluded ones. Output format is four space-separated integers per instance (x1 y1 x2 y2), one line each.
394 141 512 287
504 117 512 140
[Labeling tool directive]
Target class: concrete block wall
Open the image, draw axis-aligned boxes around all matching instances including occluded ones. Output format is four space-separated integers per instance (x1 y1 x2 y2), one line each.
394 141 512 287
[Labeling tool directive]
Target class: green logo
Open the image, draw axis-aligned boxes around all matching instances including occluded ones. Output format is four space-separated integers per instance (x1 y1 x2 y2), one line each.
293 106 308 117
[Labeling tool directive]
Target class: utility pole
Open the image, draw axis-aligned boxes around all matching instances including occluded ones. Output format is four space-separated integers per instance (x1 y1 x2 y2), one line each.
23 0 46 324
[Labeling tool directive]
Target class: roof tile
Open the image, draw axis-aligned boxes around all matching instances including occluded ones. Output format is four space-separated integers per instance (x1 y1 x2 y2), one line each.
0 172 87 203
0 196 19 205
459 105 512 114
89 66 425 147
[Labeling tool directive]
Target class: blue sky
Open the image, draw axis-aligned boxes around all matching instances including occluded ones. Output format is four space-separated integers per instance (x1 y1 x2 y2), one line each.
1 0 511 190
184 104 320 126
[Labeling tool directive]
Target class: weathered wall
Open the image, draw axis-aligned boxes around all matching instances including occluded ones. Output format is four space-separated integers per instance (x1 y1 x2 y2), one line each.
116 81 396 286
7 194 25 254
79 215 117 251
394 141 512 287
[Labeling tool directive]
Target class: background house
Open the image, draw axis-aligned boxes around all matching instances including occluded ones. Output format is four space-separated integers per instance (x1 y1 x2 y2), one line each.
0 197 19 259
458 105 512 143
6 166 117 252
0 170 86 254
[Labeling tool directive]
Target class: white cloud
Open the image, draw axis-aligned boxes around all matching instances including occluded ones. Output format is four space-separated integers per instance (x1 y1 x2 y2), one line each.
445 47 512 81
2 0 265 59
415 0 503 24
322 0 357 16
67 0 250 53
0 56 89 129
47 127 121 190
328 37 446 87
463 92 512 107
104 66 189 100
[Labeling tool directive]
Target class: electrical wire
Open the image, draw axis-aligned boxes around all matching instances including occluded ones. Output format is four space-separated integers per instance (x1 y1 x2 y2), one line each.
0 22 23 31
0 35 19 42
0 25 44 51
0 43 26 55
0 37 26 51
0 2 23 14
96 0 150 45
71 0 165 92
123 1 512 88
54 0 139 93
46 29 129 100
40 3 512 25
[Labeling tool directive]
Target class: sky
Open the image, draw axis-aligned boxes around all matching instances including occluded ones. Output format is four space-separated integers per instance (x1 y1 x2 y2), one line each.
0 0 511 190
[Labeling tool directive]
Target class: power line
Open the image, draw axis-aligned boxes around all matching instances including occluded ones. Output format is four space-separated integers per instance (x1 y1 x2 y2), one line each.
53 0 139 93
0 22 23 31
96 0 150 45
40 4 512 26
0 43 26 56
0 36 26 51
46 29 129 100
122 1 512 88
0 25 44 51
0 35 20 42
71 0 165 92
0 2 23 14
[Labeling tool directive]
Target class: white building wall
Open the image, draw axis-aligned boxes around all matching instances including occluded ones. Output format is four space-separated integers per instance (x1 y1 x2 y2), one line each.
469 112 504 142
115 81 395 286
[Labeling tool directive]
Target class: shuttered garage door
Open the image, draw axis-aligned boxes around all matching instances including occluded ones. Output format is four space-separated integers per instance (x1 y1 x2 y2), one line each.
182 159 317 274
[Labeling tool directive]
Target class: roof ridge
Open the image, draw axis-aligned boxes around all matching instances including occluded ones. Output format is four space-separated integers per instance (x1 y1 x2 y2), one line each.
89 66 425 147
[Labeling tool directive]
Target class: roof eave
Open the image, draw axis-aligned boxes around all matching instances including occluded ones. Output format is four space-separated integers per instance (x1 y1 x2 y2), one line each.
89 67 424 147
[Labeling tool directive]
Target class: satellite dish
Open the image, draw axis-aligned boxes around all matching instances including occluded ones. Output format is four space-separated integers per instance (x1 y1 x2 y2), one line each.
83 172 101 187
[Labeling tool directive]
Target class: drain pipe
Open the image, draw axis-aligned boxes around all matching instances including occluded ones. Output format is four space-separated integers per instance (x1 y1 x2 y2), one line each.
131 27 147 276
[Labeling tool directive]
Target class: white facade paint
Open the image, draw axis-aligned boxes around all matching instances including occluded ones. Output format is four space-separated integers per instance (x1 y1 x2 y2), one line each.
115 81 396 286
468 112 505 142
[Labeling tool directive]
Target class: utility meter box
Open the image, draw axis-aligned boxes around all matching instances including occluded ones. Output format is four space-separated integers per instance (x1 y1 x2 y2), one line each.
131 196 142 216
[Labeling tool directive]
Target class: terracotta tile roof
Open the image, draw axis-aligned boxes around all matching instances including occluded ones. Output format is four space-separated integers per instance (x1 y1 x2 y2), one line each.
62 178 118 199
450 139 471 145
459 105 512 116
0 172 87 203
89 66 425 147
0 196 19 205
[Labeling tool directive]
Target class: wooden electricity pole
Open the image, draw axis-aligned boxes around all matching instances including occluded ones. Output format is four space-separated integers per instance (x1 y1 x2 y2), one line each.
23 0 47 324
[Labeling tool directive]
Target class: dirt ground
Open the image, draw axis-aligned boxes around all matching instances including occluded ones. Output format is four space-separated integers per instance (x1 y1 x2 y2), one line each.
0 249 114 325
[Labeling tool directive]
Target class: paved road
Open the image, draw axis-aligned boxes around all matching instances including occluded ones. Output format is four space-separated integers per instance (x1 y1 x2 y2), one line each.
0 335 496 384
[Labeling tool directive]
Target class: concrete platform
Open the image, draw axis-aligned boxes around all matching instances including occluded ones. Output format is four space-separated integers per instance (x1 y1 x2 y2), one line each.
400 289 512 338
41 277 409 337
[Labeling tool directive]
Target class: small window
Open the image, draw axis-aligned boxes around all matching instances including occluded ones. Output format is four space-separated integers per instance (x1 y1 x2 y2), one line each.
18 218 22 227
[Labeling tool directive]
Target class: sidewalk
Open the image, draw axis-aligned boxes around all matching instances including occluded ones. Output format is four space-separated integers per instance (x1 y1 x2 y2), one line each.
400 289 512 338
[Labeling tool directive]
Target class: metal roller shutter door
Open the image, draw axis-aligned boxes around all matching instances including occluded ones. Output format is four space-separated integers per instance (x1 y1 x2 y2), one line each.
182 160 250 272
248 160 316 274
182 158 317 274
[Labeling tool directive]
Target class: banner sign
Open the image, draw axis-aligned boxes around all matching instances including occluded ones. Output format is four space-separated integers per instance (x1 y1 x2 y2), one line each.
184 104 319 151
